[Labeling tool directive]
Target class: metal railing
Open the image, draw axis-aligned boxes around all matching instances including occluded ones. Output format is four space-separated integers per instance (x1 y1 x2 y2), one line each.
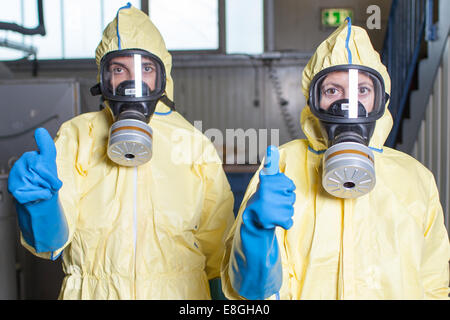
381 0 436 148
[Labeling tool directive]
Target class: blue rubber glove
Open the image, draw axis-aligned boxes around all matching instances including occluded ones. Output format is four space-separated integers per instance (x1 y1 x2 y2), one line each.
230 146 295 300
8 128 68 257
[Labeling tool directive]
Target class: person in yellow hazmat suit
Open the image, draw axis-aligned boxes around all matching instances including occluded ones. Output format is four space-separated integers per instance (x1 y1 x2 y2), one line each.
7 3 234 299
221 18 450 300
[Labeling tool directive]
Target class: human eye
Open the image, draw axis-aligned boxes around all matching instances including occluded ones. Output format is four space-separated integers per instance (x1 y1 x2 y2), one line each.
142 64 154 73
322 86 340 96
358 86 371 95
110 65 124 74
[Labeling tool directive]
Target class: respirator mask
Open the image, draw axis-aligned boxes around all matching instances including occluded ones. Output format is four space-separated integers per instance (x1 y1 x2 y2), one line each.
308 65 389 198
91 49 171 166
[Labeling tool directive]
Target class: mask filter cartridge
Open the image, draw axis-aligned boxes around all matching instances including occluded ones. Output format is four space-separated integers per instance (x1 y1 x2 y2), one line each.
322 141 375 198
107 118 153 167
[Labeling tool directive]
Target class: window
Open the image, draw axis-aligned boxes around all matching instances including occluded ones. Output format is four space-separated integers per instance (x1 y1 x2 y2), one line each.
148 0 219 51
0 0 141 60
0 0 264 61
226 0 263 54
148 0 264 54
0 0 37 60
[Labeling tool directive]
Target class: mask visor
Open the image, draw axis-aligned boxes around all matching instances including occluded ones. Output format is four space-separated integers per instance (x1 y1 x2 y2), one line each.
309 65 386 123
100 49 166 102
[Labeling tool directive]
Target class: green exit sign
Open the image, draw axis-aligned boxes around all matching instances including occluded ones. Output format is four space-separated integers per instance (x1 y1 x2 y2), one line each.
321 8 354 27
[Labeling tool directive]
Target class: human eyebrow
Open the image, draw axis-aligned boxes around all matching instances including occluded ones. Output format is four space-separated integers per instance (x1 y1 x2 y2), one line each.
109 62 127 69
142 61 156 67
358 81 374 88
322 82 344 91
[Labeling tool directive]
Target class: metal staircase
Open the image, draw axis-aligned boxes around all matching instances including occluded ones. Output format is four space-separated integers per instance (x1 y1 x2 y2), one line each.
382 0 449 153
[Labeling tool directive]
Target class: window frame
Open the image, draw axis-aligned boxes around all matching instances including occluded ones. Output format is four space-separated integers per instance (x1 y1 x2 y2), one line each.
145 0 226 56
1 0 225 61
3 0 272 73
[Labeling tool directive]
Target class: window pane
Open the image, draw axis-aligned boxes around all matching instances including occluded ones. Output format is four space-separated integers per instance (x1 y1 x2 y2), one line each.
226 0 263 54
0 0 62 60
148 0 219 50
23 0 39 29
0 45 25 61
0 2 25 60
63 0 101 59
22 0 39 58
32 0 63 59
0 2 21 24
0 1 145 61
63 0 141 59
0 0 41 60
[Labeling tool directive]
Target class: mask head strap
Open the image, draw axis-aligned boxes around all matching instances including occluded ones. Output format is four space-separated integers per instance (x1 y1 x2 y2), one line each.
160 94 175 110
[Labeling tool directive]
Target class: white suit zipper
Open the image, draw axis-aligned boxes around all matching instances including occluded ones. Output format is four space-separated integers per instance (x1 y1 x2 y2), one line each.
133 166 138 298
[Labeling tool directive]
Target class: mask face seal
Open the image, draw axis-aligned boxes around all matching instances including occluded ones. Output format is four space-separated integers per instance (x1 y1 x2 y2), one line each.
308 64 389 198
91 49 169 167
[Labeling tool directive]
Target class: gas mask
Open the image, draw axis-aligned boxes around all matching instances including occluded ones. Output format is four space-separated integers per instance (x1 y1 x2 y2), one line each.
308 65 389 198
91 49 172 167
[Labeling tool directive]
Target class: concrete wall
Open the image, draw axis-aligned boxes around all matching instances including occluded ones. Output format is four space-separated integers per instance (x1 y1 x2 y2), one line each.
272 0 392 54
412 36 450 234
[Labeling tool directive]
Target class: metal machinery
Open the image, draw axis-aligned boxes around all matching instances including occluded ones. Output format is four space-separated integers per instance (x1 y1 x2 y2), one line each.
0 78 83 299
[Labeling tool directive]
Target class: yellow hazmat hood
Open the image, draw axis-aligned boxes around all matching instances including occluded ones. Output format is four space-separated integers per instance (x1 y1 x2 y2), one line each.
301 21 393 151
95 4 173 113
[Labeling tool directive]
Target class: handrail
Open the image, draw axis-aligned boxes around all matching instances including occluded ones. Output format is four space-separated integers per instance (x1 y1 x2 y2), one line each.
381 0 434 148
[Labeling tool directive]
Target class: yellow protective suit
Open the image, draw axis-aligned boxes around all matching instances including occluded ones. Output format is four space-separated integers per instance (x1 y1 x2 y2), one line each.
22 5 235 299
221 23 450 299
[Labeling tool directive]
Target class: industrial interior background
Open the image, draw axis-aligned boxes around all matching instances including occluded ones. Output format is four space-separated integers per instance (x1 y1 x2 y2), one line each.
0 0 448 299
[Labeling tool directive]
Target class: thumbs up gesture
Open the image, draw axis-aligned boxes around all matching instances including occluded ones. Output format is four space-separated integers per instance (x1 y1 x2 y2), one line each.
8 128 62 204
243 146 296 230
